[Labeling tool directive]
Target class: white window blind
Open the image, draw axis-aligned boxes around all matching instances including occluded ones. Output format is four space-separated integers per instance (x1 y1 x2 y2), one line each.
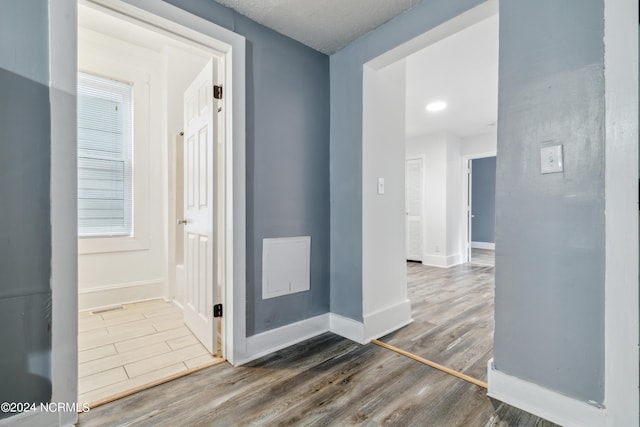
77 72 133 237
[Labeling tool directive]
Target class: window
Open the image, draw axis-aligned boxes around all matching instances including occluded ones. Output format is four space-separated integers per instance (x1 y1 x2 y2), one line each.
77 72 133 237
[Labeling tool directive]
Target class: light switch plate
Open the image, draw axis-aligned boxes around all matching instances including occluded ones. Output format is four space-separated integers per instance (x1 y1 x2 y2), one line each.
540 145 563 174
377 177 385 195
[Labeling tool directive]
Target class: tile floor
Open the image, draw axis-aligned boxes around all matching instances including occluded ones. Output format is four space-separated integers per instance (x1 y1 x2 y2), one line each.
78 299 224 406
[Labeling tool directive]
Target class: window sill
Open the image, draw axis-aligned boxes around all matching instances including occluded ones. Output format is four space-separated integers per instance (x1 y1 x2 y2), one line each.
78 234 149 255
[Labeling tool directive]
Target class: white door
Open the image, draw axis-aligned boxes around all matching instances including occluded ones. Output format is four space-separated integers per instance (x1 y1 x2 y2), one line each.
406 158 424 261
183 58 220 354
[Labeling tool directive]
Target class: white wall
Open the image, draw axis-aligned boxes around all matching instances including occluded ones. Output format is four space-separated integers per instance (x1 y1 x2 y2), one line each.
362 60 412 339
406 132 464 267
405 130 497 268
462 131 497 156
77 28 166 310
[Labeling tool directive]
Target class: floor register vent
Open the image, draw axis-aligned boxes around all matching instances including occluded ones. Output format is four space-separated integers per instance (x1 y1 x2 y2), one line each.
90 305 125 315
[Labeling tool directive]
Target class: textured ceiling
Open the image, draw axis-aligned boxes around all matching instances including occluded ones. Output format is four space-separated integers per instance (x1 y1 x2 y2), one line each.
211 0 425 54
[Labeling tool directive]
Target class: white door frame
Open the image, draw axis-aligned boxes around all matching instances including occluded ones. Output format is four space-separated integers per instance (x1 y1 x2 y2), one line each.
80 0 246 364
5 1 246 425
461 151 496 264
602 0 638 423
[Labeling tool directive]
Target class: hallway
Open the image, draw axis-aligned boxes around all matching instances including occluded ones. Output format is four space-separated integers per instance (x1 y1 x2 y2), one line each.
79 264 555 426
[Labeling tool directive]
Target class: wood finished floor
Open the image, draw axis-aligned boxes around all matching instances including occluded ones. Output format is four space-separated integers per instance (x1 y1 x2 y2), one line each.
471 248 495 267
78 264 556 427
78 299 224 406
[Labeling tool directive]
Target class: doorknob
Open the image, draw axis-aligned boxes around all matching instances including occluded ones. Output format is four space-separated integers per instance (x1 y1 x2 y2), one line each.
177 219 188 225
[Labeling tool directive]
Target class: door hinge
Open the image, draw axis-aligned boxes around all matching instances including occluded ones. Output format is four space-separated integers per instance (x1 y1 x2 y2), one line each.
213 85 223 100
213 303 223 318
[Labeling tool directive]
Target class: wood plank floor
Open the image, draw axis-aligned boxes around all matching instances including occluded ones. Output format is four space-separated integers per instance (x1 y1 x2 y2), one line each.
78 299 224 406
471 248 495 267
78 265 557 426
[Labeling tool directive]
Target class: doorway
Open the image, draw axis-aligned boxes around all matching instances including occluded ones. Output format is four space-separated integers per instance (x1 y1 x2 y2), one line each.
363 2 499 385
465 155 497 266
75 1 234 407
401 14 499 270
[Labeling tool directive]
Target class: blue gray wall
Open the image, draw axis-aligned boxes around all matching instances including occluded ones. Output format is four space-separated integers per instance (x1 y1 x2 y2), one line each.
163 0 330 336
0 1 52 411
329 0 485 321
494 0 605 403
471 156 496 244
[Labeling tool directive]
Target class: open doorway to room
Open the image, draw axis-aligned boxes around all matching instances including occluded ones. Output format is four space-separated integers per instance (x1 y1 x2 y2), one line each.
466 155 496 267
403 14 498 271
76 2 229 407
366 6 499 385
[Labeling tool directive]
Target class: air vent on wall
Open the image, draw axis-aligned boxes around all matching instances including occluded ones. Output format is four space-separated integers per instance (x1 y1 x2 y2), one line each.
262 236 311 299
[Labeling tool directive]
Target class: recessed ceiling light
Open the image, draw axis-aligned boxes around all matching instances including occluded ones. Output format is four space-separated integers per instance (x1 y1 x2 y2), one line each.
426 101 447 112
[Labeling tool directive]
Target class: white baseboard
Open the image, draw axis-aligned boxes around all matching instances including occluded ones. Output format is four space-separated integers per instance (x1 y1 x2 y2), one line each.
330 301 412 345
236 303 413 365
330 313 365 344
472 241 495 250
422 253 463 268
446 253 463 267
422 254 448 267
363 299 413 342
487 359 606 427
171 299 184 310
78 279 165 311
238 314 330 365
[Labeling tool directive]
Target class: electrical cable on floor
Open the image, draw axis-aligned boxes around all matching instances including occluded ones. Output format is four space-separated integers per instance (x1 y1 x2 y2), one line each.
371 339 488 389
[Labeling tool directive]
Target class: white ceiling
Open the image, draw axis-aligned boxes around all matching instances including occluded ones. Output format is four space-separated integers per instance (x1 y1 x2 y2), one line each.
405 15 499 139
211 0 425 54
78 5 211 57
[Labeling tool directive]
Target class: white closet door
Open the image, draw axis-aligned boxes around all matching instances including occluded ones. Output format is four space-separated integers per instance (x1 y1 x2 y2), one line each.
406 158 424 262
